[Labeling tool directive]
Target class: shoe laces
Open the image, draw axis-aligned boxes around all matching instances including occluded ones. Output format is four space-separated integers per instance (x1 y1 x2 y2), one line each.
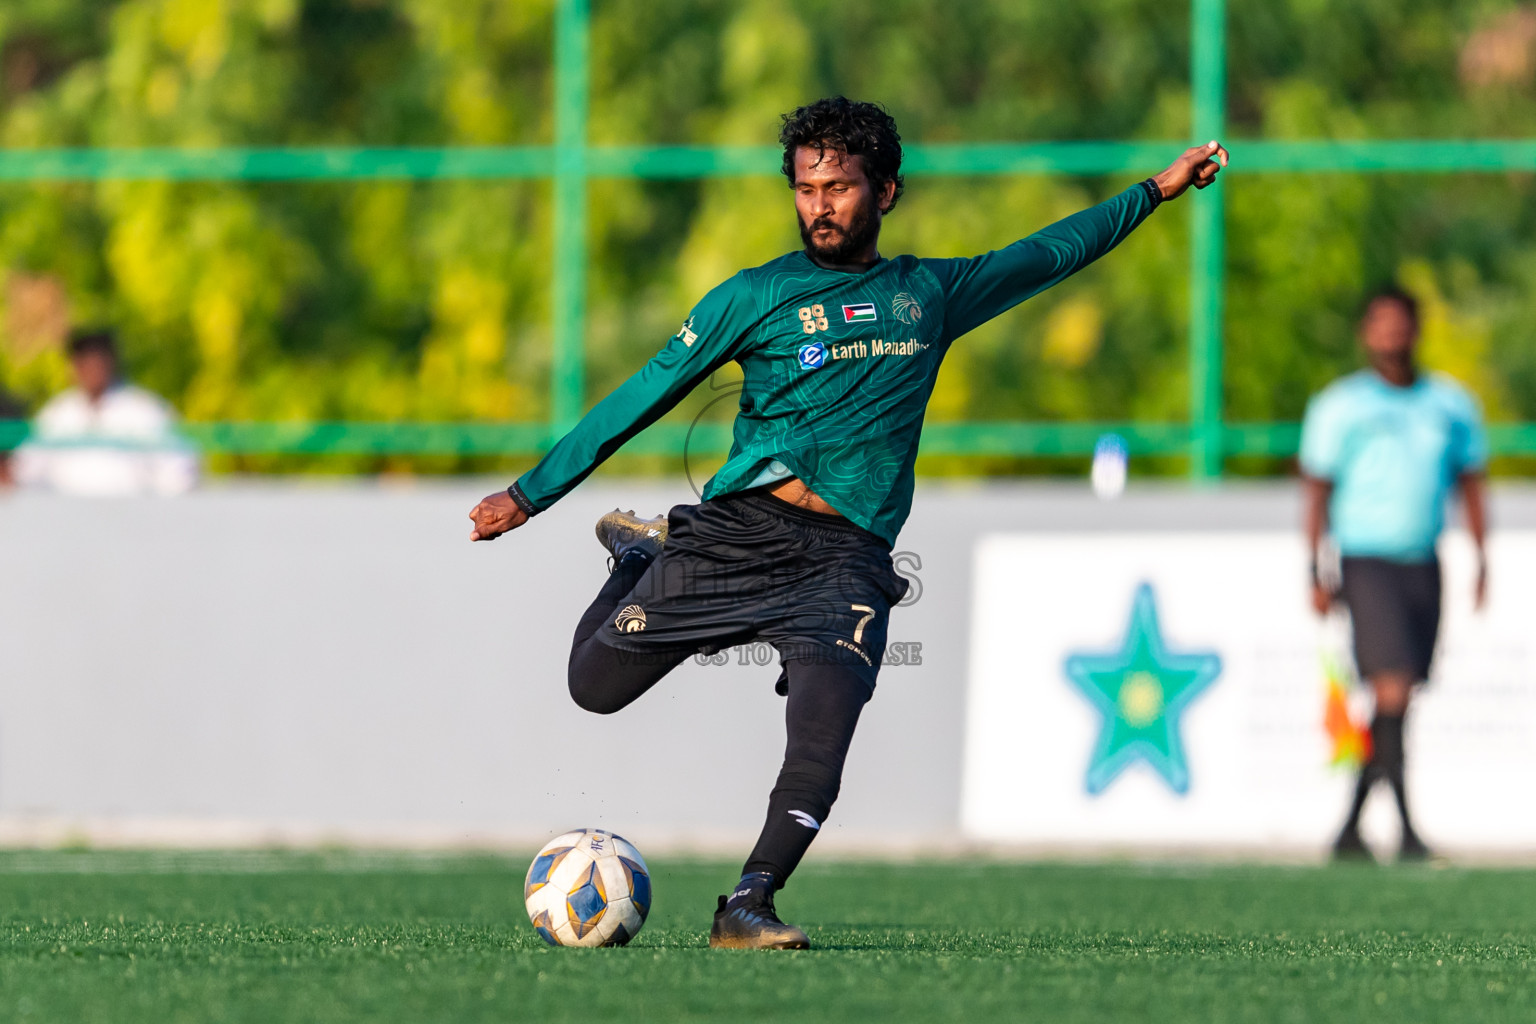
730 888 780 922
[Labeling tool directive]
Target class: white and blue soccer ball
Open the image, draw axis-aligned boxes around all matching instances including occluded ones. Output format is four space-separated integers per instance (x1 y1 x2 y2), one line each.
523 828 651 947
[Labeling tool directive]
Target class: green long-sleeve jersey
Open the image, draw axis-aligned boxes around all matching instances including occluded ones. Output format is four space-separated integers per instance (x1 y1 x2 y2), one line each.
512 182 1159 544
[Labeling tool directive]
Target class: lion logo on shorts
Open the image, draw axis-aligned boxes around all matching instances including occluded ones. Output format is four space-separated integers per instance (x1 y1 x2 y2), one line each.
614 604 648 633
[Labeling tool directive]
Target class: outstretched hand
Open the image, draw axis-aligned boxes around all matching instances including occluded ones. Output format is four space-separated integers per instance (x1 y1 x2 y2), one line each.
469 490 528 542
1154 140 1230 201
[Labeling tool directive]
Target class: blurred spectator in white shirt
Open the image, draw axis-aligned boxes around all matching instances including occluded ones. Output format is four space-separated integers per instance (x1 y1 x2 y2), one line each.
12 329 199 496
0 387 24 488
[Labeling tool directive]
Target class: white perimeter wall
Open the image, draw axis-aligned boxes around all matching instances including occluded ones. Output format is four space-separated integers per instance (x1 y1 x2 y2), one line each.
0 478 1530 858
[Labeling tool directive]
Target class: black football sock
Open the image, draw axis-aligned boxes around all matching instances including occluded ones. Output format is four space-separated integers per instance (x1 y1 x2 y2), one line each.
1341 764 1375 835
741 660 869 887
1343 712 1407 837
1370 713 1414 835
742 757 843 885
1341 729 1386 835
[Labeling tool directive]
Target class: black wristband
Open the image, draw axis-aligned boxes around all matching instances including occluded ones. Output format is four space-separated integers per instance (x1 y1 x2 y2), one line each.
506 481 540 517
1139 178 1165 210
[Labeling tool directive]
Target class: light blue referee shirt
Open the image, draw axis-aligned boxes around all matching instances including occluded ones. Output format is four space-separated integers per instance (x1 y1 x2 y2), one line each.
1299 370 1487 562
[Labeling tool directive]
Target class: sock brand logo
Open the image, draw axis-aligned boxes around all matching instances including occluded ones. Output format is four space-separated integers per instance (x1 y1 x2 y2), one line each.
787 809 821 830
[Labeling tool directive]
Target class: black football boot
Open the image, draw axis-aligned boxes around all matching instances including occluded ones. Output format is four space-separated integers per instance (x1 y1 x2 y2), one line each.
709 873 810 950
1332 825 1374 864
1398 827 1434 864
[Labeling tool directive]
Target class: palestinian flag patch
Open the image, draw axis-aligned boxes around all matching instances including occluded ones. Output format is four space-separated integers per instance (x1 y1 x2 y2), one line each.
842 303 877 323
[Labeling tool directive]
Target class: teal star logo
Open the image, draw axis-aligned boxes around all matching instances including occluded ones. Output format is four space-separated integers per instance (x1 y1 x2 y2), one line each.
1064 583 1221 796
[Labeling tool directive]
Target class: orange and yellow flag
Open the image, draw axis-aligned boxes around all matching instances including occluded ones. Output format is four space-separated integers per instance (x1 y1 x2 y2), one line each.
1322 650 1371 769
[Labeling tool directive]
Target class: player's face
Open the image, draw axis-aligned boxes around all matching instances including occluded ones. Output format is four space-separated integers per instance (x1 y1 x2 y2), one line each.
71 349 117 400
792 146 894 263
1359 297 1418 363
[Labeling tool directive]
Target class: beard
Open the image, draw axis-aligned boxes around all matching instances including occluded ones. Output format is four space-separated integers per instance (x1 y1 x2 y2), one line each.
798 196 880 263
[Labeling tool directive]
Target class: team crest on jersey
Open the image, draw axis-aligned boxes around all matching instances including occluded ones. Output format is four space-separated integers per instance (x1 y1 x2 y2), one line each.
892 292 923 325
798 342 827 370
674 317 698 347
614 604 648 633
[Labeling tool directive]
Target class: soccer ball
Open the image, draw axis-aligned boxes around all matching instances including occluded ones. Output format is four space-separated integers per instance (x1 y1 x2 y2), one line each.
523 828 651 947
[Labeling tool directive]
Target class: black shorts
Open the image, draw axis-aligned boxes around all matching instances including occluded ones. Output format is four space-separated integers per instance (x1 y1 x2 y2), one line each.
594 492 910 690
1339 555 1442 683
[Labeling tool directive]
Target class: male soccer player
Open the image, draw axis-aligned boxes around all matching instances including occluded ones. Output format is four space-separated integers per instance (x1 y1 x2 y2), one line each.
470 97 1227 947
1301 287 1488 863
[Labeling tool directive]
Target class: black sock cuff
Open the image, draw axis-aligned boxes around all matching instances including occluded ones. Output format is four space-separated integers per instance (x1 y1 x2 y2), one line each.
729 871 779 901
773 760 843 810
617 548 655 569
778 758 842 786
1370 713 1406 767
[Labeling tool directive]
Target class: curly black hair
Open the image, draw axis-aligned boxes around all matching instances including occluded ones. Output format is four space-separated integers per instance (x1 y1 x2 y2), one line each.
1362 285 1420 327
66 327 118 359
779 97 904 211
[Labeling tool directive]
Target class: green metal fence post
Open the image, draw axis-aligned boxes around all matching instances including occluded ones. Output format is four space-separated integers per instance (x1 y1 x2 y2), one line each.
1189 0 1227 480
552 0 591 433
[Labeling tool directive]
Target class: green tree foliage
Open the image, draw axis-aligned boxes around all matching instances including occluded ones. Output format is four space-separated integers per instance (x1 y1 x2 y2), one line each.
0 0 1531 474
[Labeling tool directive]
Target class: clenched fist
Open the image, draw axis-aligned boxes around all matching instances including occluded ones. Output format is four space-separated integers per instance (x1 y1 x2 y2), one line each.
468 490 528 542
1153 141 1230 201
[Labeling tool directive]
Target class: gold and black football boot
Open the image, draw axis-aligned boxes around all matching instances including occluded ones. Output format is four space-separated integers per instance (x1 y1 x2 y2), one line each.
709 873 810 950
594 509 668 571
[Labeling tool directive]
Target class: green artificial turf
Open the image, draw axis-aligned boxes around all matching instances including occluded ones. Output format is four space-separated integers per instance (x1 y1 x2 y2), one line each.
1 851 1534 1023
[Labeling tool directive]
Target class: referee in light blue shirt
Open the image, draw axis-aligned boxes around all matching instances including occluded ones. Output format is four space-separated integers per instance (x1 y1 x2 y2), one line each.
1300 286 1489 864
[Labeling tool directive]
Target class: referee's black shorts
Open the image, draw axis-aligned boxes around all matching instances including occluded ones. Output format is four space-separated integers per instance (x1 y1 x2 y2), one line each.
1339 555 1442 683
593 491 910 691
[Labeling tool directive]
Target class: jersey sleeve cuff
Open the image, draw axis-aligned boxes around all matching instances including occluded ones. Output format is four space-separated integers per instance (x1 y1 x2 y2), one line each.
1139 178 1165 211
506 480 542 517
